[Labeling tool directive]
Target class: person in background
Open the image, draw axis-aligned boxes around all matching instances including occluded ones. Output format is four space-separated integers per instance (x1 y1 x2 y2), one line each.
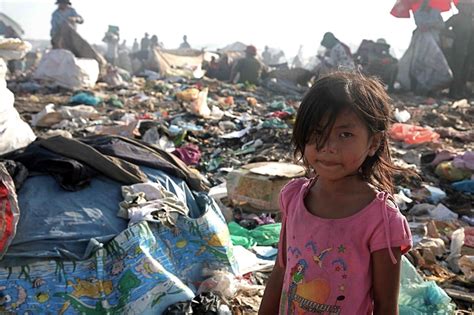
445 0 474 98
141 33 150 52
414 0 445 45
204 55 220 79
179 35 191 49
132 38 139 53
119 40 127 52
292 45 304 68
50 0 83 48
262 46 272 65
406 0 449 95
102 26 120 66
216 53 232 81
354 38 398 92
231 45 267 85
319 32 355 71
150 35 163 51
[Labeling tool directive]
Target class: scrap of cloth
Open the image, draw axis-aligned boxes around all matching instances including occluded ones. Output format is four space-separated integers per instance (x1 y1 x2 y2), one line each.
2 136 147 191
80 135 209 192
119 182 189 228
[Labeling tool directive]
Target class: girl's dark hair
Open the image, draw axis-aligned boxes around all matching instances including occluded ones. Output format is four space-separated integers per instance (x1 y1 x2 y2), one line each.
292 71 401 193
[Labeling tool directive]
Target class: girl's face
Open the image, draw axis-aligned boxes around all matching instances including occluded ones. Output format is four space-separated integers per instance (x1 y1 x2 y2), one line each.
304 108 381 181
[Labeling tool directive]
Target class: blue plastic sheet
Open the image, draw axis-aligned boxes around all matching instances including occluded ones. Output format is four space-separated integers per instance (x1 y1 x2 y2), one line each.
0 168 237 314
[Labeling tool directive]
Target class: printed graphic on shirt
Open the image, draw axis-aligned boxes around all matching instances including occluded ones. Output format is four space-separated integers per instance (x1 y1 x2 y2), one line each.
280 241 349 315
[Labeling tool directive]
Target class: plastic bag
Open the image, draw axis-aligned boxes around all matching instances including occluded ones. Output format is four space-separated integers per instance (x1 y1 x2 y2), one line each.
452 180 474 194
176 88 199 102
34 49 99 90
389 123 440 144
228 222 281 248
228 222 257 248
250 223 282 246
0 164 20 259
70 92 102 106
394 109 411 123
459 255 474 282
399 256 455 314
447 228 465 273
0 59 36 155
190 88 210 117
435 161 472 182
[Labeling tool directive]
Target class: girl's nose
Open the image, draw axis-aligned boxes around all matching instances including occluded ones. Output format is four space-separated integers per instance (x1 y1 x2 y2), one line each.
320 139 337 154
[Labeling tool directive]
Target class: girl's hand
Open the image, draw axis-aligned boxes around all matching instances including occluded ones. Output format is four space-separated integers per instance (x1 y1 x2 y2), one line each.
372 247 402 315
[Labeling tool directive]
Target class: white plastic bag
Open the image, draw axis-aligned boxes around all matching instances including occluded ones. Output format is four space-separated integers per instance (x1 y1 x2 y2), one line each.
34 49 99 90
0 59 36 155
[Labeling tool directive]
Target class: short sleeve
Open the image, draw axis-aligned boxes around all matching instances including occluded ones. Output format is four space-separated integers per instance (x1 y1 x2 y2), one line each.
369 204 412 255
277 178 307 268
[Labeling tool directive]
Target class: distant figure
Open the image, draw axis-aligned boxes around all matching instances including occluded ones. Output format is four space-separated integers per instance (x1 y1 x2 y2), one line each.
141 33 150 52
119 40 127 51
179 35 191 49
445 1 474 98
354 38 398 91
399 0 451 95
204 56 220 79
216 53 232 81
262 46 272 65
414 0 445 45
132 38 139 53
102 26 120 65
231 45 267 85
50 0 83 47
292 45 304 68
319 32 355 71
150 35 163 51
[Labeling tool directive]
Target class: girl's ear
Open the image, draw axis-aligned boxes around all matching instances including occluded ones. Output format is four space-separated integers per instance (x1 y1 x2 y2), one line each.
368 132 383 157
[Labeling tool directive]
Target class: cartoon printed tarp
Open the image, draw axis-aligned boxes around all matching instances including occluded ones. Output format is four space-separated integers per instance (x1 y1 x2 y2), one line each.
0 189 238 314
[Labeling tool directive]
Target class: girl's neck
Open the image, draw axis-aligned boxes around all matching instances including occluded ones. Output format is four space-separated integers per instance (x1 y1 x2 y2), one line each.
315 174 370 196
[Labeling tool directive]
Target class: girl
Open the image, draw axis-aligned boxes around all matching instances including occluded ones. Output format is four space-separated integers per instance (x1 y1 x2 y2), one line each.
259 72 412 315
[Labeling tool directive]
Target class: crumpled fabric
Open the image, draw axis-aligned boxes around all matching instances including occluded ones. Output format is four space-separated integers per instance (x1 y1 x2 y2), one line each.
1 160 28 191
452 151 474 171
192 292 221 315
172 143 201 166
163 293 222 315
163 301 195 315
119 182 189 228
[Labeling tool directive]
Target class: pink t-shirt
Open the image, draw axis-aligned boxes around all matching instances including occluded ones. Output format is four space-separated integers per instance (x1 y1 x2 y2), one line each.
278 178 412 315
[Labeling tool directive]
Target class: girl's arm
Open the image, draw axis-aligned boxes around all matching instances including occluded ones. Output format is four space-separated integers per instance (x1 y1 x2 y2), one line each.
259 260 285 315
371 247 402 315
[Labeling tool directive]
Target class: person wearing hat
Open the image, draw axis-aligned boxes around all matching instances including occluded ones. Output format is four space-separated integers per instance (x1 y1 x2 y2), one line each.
50 0 83 43
319 32 355 71
230 45 267 85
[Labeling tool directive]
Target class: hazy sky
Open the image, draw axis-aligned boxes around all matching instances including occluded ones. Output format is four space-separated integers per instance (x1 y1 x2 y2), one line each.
0 0 458 58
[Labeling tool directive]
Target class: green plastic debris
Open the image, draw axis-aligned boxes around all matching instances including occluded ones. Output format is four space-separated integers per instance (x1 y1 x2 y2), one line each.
262 118 288 129
108 95 124 108
228 222 281 248
206 156 223 172
270 100 286 111
70 92 102 106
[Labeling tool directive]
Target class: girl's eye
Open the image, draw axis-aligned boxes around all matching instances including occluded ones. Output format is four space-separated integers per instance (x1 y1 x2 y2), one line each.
340 132 353 138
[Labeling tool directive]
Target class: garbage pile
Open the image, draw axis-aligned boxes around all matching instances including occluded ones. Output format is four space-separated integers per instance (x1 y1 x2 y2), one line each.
3 46 473 313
